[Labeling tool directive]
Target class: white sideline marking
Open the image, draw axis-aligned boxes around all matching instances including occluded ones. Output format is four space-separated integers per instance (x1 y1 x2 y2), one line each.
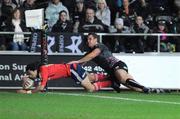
48 92 180 105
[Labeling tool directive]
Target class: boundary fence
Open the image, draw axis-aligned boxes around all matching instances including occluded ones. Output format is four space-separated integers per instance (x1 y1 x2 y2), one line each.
0 32 180 53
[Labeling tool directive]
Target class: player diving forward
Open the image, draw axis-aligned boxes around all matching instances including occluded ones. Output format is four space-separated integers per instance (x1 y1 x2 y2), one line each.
17 61 119 94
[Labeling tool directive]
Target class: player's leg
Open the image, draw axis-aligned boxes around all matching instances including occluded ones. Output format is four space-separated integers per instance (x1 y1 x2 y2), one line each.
87 73 120 92
91 79 112 91
112 61 148 93
78 75 113 92
70 64 94 92
70 64 112 92
114 69 149 93
81 76 96 92
81 75 113 92
87 73 97 82
88 73 109 82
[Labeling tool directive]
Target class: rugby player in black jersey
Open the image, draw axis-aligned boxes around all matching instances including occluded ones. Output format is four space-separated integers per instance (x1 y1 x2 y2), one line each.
68 33 152 93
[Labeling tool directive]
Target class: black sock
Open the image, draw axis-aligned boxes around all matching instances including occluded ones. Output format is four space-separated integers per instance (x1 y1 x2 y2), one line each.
125 79 144 89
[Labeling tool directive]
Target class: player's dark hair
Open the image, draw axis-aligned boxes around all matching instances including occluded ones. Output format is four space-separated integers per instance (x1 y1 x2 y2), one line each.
26 61 41 71
87 32 99 39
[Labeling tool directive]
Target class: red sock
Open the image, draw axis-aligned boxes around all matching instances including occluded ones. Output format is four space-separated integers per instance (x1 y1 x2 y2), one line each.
93 80 112 91
95 73 108 81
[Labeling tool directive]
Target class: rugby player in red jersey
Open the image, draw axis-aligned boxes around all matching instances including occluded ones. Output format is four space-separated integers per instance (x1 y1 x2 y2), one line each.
17 61 118 94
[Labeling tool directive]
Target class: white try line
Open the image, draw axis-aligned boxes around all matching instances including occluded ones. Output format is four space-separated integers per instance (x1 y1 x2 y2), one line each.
48 92 180 105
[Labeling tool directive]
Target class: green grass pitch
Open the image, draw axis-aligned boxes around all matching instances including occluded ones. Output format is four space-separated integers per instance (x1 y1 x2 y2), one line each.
0 91 180 119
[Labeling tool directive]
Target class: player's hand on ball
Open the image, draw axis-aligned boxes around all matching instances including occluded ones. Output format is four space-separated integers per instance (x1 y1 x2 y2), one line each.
22 76 34 89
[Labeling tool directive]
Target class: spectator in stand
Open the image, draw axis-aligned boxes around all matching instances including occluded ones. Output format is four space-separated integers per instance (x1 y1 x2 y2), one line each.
131 16 150 53
116 0 136 27
103 18 131 53
45 0 69 30
114 18 131 33
96 0 111 27
12 0 25 7
174 4 180 27
61 0 75 18
0 1 6 50
34 0 49 9
0 38 6 50
4 8 29 51
79 7 108 33
106 0 119 25
22 0 37 11
0 1 5 49
130 0 149 19
51 10 73 33
21 0 37 23
1 0 16 9
0 3 6 50
152 20 176 52
1 0 16 50
73 0 86 23
175 0 180 11
174 10 180 52
0 2 2 28
72 0 86 33
84 0 96 10
113 18 131 53
0 1 5 50
1 0 16 26
148 0 174 16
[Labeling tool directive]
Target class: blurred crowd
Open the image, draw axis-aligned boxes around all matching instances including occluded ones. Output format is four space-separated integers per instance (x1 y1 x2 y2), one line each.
0 0 180 52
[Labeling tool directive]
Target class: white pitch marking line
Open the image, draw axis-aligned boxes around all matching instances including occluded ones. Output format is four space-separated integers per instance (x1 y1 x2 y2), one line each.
48 92 180 105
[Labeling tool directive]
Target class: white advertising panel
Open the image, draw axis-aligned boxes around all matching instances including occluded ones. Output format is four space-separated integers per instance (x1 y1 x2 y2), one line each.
115 54 180 89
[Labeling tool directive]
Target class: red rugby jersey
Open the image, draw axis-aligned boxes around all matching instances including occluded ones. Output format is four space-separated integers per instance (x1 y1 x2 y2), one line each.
39 64 71 87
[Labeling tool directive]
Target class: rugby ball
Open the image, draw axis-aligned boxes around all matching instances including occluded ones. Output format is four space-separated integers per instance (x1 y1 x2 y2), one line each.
22 77 34 89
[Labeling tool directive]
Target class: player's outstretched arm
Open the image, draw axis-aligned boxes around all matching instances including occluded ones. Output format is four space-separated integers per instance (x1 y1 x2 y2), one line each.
17 85 44 94
16 89 29 94
68 48 101 64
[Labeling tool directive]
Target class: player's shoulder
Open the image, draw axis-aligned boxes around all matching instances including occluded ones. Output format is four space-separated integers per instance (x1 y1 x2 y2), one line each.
98 43 109 51
94 43 106 49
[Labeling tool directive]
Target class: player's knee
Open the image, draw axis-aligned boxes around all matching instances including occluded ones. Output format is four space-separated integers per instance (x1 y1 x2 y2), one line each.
88 73 96 81
81 77 96 92
121 78 127 84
